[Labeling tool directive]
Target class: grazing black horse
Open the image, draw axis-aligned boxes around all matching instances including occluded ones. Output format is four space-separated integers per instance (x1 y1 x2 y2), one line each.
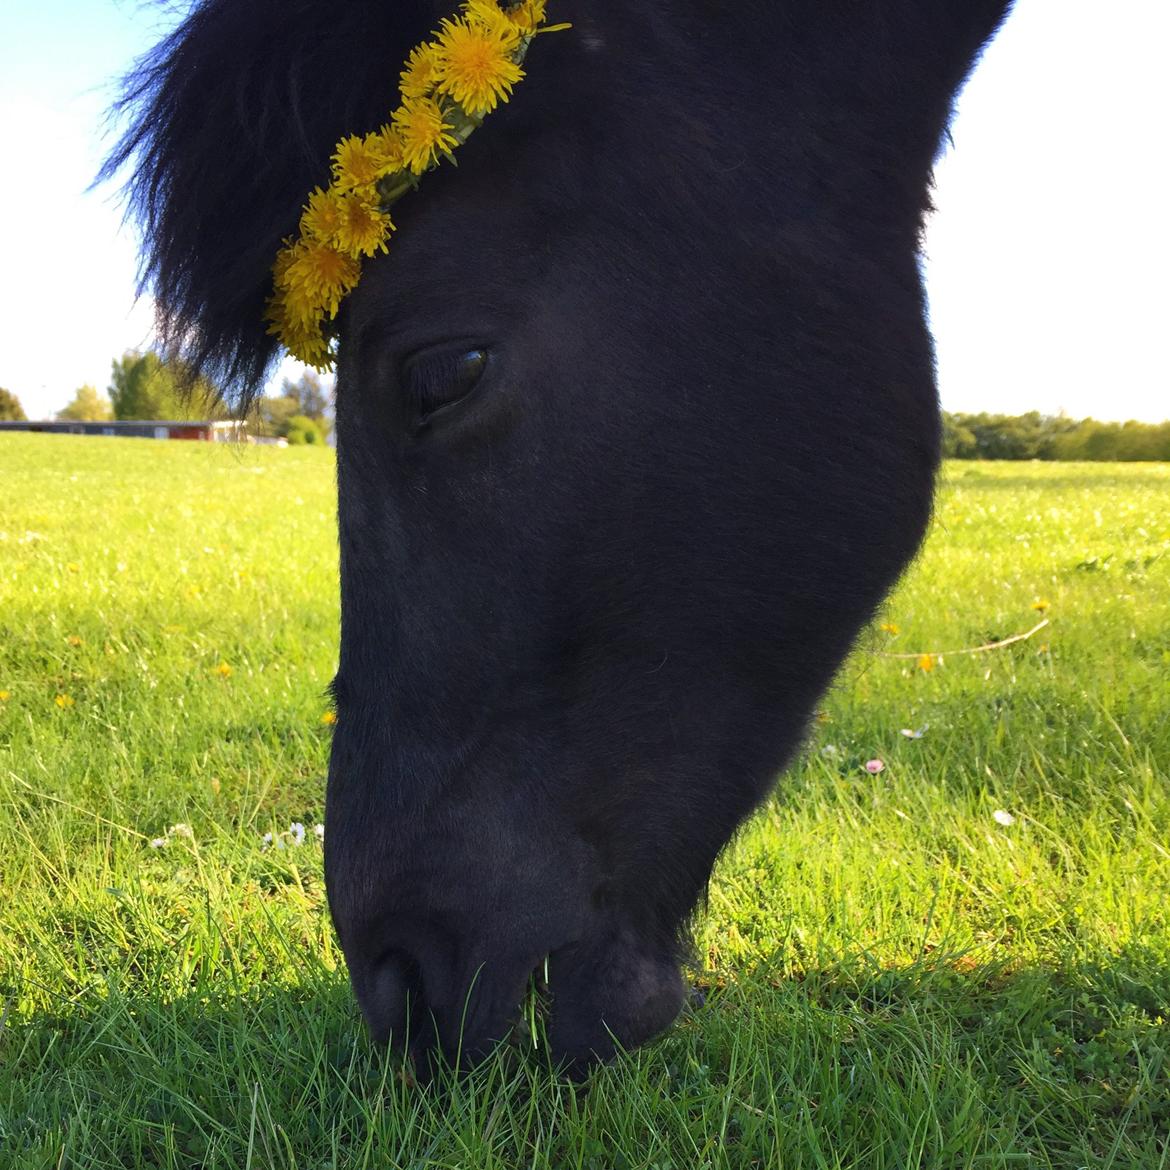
109 0 1013 1075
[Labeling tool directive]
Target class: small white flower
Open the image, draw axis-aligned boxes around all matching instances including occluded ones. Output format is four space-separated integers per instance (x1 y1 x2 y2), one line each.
992 809 1015 826
900 725 928 740
820 744 840 757
314 823 325 842
169 823 194 839
289 822 306 846
149 837 167 849
261 831 274 849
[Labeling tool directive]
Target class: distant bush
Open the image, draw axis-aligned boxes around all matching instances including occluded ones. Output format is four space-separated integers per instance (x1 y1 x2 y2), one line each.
942 412 1170 461
284 414 325 445
0 387 27 421
108 351 223 421
58 385 113 422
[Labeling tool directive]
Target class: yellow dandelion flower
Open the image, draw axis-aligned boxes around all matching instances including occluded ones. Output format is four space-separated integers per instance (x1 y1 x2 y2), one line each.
497 0 548 35
66 562 80 573
55 694 75 709
214 662 232 678
917 654 935 673
321 711 337 726
392 97 459 174
299 187 347 243
279 240 362 322
368 125 406 176
880 622 900 635
273 237 300 283
334 192 395 259
0 690 11 702
464 0 525 41
1033 598 1050 612
399 41 443 99
332 132 396 191
284 320 333 370
267 290 334 368
434 17 524 117
67 635 83 647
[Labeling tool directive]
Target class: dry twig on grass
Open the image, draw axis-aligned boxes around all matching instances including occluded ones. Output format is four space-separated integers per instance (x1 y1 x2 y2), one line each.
882 618 1050 660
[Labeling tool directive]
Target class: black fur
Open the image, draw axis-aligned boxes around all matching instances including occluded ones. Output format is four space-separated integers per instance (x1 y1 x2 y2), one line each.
110 0 1013 1075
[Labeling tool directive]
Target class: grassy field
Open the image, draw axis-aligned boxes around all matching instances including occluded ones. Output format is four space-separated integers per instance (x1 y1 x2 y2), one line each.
1 433 1167 1169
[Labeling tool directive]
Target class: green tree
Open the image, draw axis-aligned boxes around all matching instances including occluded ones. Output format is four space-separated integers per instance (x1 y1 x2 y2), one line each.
281 371 329 422
0 387 27 421
108 352 222 421
58 385 113 422
284 414 325 445
943 411 1169 462
941 414 977 458
251 394 302 438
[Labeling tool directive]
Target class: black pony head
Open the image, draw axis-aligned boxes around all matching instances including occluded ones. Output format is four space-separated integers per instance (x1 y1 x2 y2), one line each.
111 0 1012 1075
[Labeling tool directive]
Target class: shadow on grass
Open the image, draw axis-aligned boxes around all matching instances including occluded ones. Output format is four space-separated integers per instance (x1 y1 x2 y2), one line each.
3 947 1168 1169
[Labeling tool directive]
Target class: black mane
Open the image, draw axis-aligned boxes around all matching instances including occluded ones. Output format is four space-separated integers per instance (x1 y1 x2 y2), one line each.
103 0 437 403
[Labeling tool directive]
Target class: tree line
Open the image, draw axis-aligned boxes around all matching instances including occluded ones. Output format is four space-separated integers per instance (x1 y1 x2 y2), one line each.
4 368 1167 460
0 351 331 444
943 411 1170 462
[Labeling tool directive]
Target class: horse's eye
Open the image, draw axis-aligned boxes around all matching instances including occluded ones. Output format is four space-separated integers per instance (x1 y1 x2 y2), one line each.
402 345 488 425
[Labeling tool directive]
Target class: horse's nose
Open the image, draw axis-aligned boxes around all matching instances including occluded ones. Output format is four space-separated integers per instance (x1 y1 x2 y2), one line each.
350 944 535 1077
349 949 425 1050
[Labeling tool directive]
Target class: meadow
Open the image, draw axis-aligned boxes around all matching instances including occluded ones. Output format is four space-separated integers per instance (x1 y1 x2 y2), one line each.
1 432 1167 1169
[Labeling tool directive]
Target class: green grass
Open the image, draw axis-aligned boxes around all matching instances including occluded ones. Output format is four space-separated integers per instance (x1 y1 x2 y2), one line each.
1 434 1168 1169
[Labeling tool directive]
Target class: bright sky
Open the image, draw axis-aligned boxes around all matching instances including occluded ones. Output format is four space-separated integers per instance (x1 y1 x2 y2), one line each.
2 0 1166 422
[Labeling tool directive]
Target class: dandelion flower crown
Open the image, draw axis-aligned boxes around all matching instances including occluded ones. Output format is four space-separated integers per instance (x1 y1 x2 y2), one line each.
266 0 569 371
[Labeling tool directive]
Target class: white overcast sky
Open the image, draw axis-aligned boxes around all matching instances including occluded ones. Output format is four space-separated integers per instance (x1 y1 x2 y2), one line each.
1 0 1166 422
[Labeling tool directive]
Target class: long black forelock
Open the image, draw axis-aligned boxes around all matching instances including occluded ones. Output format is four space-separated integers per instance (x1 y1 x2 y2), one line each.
102 0 437 406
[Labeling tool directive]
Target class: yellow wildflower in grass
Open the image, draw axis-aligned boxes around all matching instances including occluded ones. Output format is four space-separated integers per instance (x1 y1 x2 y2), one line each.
335 192 395 258
214 662 233 678
0 690 11 702
55 694 75 709
321 711 337 726
434 16 524 117
1033 598 1050 612
67 635 83 647
880 622 900 635
400 42 443 99
917 653 935 672
393 96 459 173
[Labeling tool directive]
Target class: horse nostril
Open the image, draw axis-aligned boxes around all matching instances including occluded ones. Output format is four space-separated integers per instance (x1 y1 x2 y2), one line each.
356 949 424 1049
546 929 686 1071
